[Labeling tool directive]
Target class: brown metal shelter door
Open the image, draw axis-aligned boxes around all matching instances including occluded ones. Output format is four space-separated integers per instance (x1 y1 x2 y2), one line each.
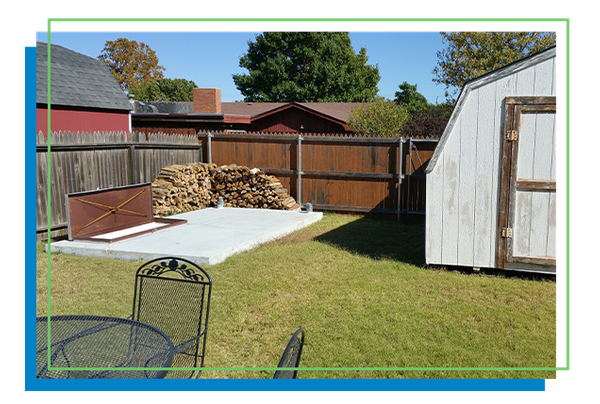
497 97 557 270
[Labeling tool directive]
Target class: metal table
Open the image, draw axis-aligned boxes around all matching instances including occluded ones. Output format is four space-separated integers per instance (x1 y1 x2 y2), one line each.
36 315 174 379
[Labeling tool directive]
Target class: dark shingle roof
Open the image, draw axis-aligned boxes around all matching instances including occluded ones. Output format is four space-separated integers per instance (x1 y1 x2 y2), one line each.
36 41 132 111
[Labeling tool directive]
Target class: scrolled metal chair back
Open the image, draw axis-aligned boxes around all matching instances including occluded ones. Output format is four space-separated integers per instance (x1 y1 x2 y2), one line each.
132 257 212 379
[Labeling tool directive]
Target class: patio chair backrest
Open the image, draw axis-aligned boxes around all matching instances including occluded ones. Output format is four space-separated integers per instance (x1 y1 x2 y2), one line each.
273 328 305 379
132 257 212 378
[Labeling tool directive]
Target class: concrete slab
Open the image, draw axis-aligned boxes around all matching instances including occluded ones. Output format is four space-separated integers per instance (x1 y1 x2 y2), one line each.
49 208 323 266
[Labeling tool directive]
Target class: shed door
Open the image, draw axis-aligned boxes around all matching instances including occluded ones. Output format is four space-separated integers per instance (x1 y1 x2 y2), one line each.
497 97 556 270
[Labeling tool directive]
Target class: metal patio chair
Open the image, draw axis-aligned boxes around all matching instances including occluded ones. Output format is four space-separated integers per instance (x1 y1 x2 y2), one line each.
273 328 305 379
132 257 212 379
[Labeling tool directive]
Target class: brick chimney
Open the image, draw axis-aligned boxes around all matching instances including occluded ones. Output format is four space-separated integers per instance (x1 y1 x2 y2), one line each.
193 88 222 114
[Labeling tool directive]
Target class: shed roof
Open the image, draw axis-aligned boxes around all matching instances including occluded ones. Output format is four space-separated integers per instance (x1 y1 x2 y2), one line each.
426 46 556 174
36 41 133 111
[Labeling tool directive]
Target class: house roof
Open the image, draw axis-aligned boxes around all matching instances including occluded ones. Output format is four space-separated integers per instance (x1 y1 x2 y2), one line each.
221 102 285 116
221 101 364 123
297 102 365 122
131 95 368 130
36 41 132 111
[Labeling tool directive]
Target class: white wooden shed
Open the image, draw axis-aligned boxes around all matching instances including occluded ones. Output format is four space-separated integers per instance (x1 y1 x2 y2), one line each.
425 47 557 274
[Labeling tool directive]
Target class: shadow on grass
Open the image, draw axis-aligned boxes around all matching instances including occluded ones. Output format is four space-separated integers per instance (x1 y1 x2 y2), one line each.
314 213 556 282
315 213 426 266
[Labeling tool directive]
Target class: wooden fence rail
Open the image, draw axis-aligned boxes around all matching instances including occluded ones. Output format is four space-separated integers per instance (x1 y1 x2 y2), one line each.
199 131 437 216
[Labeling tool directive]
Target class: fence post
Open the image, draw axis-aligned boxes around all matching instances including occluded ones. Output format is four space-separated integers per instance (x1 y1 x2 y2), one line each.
406 138 413 215
197 131 203 162
397 138 403 220
128 144 137 185
297 135 303 206
207 131 213 164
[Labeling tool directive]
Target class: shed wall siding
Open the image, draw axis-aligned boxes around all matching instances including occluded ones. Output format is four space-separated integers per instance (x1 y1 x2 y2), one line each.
426 54 556 269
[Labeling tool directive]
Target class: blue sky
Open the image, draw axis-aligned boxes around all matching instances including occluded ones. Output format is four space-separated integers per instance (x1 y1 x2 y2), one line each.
37 31 451 104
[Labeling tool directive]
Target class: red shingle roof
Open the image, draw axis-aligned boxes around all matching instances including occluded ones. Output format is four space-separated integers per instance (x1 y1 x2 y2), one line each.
221 102 368 123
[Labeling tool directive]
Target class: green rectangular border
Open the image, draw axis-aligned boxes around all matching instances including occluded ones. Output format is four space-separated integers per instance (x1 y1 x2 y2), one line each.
46 16 572 372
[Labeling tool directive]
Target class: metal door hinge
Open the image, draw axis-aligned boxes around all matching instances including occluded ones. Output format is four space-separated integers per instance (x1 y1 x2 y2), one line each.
501 228 513 238
505 130 518 141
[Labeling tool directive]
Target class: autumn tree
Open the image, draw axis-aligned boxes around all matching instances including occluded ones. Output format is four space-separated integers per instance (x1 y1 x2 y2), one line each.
233 32 380 102
433 32 556 100
401 104 452 139
98 38 165 93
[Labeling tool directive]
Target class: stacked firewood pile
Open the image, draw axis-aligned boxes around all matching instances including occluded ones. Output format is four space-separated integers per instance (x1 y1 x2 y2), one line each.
151 163 214 216
151 163 301 216
209 164 301 211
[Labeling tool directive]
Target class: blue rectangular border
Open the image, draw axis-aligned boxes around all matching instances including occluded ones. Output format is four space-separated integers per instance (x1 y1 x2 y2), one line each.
26 45 39 391
28 379 545 391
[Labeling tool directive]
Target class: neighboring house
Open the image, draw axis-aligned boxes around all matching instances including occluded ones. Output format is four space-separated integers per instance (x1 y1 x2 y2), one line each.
221 99 359 133
131 88 361 134
36 41 133 137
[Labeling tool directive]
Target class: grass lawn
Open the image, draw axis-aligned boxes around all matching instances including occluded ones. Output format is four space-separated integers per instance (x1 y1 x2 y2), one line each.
37 212 556 379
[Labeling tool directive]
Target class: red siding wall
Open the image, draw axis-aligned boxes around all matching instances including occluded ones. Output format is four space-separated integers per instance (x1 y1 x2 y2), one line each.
36 107 130 137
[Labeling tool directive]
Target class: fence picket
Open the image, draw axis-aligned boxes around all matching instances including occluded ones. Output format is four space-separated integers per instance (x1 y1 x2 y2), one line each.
36 130 203 240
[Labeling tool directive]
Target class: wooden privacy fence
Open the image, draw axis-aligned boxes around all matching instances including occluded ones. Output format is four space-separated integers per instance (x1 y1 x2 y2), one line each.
37 130 437 240
199 131 438 216
36 131 202 240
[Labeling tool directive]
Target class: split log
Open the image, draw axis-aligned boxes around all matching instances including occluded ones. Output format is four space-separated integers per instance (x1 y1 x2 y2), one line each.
151 162 301 215
151 163 216 215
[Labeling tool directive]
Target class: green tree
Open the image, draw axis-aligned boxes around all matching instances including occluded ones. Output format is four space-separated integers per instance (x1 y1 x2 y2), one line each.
394 82 430 118
347 98 409 137
133 78 197 102
98 38 165 93
392 82 453 139
233 32 380 102
433 32 556 100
